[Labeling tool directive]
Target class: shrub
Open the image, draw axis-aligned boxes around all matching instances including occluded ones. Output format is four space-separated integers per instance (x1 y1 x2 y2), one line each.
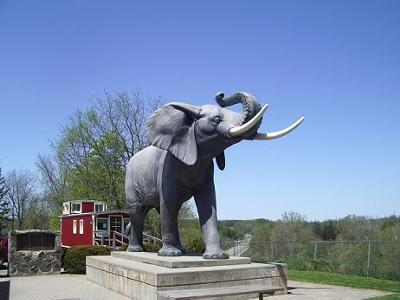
311 258 334 272
186 238 205 254
63 245 111 274
144 242 161 252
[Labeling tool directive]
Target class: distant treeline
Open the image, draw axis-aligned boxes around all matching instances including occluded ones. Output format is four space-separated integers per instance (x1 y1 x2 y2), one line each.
218 212 400 243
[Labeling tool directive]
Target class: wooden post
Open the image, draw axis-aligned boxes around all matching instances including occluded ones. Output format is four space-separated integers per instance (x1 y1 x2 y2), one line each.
112 231 116 249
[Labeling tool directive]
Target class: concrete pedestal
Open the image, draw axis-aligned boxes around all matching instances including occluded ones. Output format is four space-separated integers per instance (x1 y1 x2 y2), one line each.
86 252 287 300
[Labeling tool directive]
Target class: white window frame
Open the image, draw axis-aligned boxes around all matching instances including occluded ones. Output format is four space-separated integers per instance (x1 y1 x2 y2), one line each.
79 219 84 234
71 202 82 213
95 218 109 237
94 203 105 213
72 220 77 234
62 203 71 215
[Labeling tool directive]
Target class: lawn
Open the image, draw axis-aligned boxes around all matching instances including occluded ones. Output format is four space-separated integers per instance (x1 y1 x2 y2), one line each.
367 296 400 299
289 270 400 293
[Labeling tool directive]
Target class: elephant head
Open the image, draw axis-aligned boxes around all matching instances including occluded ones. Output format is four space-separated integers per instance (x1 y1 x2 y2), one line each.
146 92 304 168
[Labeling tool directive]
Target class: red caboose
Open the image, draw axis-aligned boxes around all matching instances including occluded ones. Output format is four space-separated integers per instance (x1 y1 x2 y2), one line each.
60 200 130 248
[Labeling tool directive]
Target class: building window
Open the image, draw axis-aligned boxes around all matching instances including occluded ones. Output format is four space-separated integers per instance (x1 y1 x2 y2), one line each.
71 203 81 213
96 218 108 231
95 203 104 212
79 219 84 234
62 203 70 215
73 220 77 234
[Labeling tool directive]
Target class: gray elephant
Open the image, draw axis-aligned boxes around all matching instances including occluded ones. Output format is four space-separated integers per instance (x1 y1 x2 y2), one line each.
125 92 303 259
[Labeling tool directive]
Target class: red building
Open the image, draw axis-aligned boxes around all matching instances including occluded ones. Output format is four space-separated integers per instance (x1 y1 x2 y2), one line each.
60 200 130 248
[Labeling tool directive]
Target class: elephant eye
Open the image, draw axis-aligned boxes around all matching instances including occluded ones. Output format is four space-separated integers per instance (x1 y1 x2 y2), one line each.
213 116 221 124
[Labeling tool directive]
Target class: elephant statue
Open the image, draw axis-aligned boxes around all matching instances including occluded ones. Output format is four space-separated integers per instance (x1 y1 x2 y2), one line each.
125 92 304 259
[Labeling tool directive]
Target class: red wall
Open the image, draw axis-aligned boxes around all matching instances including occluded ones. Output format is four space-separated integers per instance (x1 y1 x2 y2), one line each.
61 215 93 247
82 202 94 213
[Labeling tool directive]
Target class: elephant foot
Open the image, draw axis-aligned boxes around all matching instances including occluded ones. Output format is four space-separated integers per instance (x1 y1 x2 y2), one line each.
203 248 229 259
127 244 144 252
158 244 182 256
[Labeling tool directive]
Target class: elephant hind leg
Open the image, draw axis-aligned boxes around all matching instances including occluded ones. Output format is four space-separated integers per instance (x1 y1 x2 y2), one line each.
127 204 149 252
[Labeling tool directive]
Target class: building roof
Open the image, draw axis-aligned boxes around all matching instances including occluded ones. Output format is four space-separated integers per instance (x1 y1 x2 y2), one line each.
63 200 106 204
59 210 129 219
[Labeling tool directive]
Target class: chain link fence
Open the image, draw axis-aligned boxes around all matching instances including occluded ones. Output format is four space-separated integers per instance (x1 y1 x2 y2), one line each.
231 240 400 280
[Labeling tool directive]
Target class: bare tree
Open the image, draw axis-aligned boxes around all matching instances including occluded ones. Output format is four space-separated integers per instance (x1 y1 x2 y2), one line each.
36 154 67 208
0 167 10 232
40 90 161 209
5 169 36 230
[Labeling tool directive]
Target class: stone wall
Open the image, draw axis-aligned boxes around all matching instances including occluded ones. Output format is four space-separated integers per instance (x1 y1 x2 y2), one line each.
8 230 62 276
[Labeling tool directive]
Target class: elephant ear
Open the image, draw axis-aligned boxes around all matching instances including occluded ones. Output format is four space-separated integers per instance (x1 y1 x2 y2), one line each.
146 102 200 165
215 151 225 170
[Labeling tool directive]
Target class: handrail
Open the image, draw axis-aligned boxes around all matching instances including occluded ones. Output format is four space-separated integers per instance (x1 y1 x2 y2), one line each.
93 230 162 249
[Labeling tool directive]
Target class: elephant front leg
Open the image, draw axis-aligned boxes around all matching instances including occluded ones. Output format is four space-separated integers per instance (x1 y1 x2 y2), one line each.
194 179 228 259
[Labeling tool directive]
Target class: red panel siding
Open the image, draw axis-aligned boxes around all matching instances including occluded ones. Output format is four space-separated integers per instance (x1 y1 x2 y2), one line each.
61 215 93 247
81 202 94 213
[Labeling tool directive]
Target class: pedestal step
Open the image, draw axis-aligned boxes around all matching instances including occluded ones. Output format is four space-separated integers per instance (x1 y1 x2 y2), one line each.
157 284 284 300
86 252 287 300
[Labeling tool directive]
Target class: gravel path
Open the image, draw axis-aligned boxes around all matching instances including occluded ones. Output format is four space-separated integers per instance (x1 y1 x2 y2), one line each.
0 275 393 300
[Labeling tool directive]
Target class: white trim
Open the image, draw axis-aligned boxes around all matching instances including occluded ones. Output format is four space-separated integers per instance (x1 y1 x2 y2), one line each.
95 217 109 237
94 203 105 213
72 220 77 234
92 215 95 245
71 202 82 214
79 219 84 234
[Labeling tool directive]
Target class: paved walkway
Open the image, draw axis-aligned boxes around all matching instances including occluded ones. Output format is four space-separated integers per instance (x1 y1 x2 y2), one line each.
0 275 393 300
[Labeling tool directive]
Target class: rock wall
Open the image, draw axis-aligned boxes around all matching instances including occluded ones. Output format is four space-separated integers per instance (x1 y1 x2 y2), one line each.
8 230 62 276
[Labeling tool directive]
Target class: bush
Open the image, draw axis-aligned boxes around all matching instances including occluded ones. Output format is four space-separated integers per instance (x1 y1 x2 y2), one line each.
186 238 205 254
144 243 161 252
63 245 111 274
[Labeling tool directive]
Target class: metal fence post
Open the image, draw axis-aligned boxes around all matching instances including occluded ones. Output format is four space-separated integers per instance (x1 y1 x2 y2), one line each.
314 241 318 259
271 242 274 261
367 240 371 277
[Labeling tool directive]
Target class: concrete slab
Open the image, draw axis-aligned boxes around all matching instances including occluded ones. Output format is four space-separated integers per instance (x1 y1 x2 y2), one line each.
86 253 287 299
111 252 251 268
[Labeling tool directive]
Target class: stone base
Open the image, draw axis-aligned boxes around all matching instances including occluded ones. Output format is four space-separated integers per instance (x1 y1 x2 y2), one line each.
86 252 287 300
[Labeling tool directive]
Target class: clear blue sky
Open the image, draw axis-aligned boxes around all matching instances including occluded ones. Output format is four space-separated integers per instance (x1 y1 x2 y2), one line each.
0 0 399 220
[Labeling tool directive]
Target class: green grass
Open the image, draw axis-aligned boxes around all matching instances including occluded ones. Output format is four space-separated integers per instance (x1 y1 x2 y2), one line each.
289 270 400 293
367 295 400 299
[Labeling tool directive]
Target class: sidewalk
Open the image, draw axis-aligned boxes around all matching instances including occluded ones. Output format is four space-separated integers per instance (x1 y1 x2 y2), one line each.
0 274 392 300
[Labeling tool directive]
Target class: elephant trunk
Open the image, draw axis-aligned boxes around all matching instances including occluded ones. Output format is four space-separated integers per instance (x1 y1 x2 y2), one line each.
215 92 261 125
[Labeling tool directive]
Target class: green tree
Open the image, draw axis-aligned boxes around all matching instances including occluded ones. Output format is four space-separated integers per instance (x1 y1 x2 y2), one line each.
38 90 161 210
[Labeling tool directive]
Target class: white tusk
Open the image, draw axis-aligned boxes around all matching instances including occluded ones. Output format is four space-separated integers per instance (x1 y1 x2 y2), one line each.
228 104 269 137
253 117 304 140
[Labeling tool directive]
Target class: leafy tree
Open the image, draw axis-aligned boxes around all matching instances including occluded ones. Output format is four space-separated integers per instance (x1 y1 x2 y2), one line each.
38 90 161 210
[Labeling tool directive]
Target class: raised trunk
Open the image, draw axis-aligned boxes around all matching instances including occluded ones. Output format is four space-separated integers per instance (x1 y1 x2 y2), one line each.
215 92 261 125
